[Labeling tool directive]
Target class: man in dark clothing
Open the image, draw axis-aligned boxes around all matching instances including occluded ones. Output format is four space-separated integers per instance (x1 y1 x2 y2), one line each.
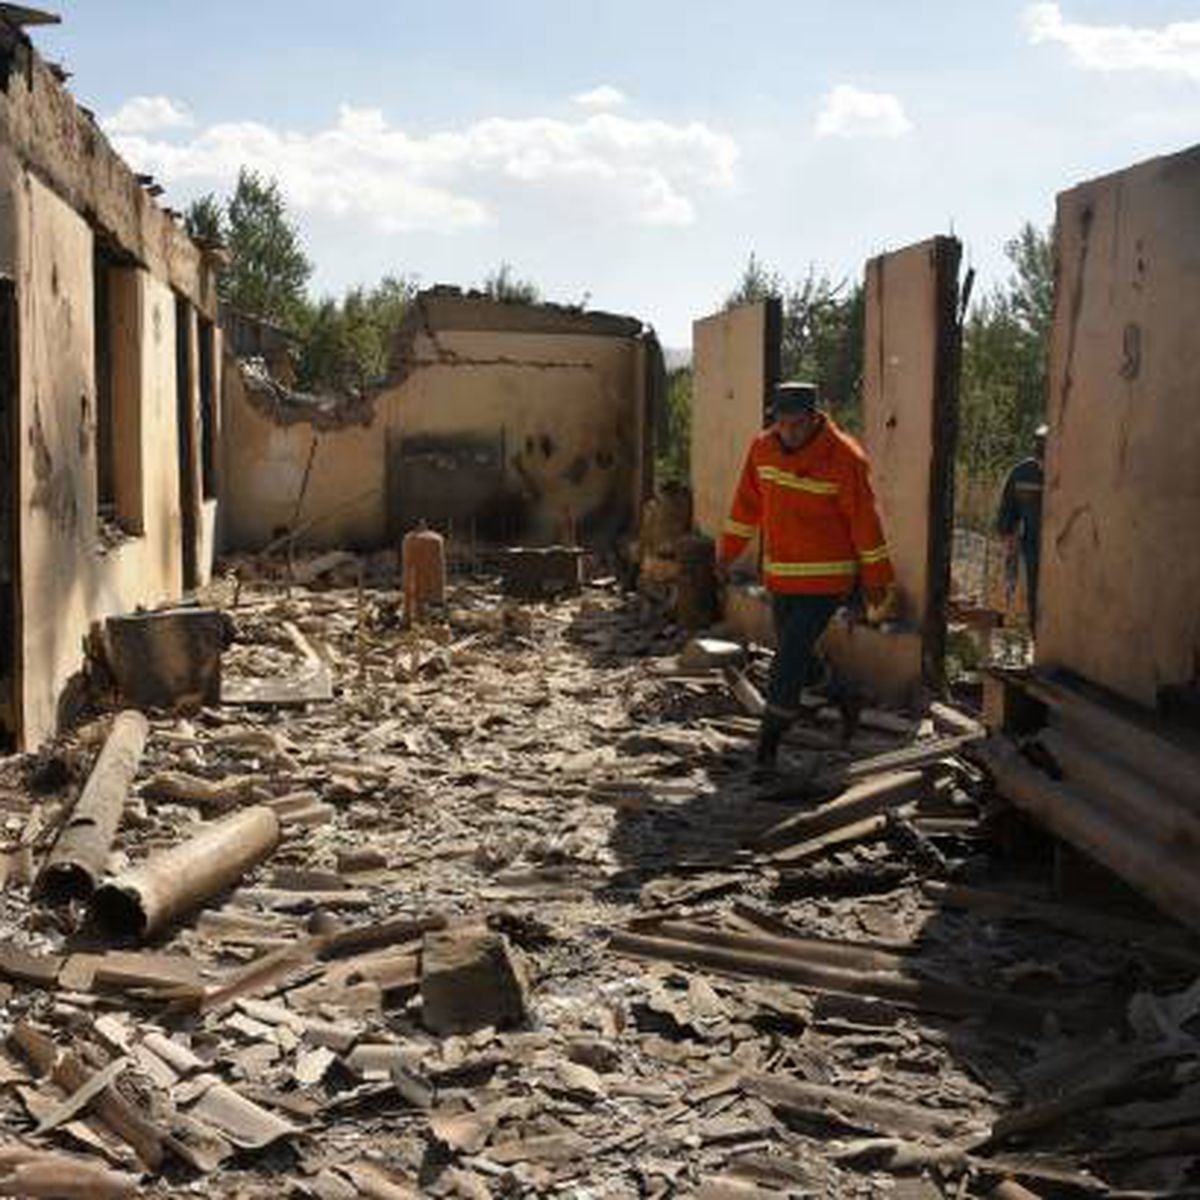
996 424 1046 626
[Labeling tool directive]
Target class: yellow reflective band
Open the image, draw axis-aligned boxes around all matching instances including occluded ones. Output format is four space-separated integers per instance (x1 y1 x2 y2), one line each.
756 466 839 496
723 519 757 538
858 544 890 564
764 558 858 578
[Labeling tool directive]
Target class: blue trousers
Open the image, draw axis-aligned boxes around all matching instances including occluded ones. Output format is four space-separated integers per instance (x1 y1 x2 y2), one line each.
766 593 841 719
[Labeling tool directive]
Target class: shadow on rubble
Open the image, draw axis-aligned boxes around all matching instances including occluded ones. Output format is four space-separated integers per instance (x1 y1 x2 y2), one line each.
571 598 1200 1191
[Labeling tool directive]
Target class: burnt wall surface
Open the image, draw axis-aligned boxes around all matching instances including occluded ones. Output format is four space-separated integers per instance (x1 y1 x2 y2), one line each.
0 20 222 748
1038 145 1200 709
220 302 657 552
690 300 780 542
852 236 961 691
0 17 216 313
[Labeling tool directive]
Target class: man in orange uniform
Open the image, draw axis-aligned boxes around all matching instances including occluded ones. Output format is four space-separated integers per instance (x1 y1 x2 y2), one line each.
719 381 895 769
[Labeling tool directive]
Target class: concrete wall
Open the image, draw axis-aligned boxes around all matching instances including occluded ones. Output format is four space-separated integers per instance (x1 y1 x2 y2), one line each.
381 329 641 544
220 312 650 551
0 25 221 747
848 236 960 694
690 301 778 541
221 367 385 551
1038 146 1200 708
12 173 213 747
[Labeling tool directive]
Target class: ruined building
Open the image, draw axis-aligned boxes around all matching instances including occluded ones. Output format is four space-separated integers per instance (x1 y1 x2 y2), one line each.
0 8 223 750
220 288 663 554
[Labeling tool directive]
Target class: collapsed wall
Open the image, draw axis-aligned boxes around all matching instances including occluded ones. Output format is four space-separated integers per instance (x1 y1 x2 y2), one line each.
219 290 663 552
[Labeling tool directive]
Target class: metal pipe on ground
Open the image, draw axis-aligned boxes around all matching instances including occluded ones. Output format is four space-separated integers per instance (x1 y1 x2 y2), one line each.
89 805 281 941
34 711 148 904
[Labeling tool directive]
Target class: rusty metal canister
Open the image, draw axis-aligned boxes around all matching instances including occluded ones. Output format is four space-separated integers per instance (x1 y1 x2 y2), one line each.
402 527 446 622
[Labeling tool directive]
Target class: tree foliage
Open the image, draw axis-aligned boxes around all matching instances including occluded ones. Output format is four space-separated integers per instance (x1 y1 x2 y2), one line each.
725 253 864 431
220 169 313 327
482 262 541 305
957 221 1054 527
295 276 417 393
657 367 693 484
187 173 421 394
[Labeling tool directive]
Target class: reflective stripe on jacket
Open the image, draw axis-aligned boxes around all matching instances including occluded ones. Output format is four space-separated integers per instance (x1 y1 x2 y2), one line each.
718 415 895 596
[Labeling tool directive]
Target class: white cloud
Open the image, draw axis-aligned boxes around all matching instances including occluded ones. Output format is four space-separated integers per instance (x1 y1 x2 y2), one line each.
102 95 194 136
814 84 913 139
110 103 738 232
572 84 627 110
1023 3 1200 79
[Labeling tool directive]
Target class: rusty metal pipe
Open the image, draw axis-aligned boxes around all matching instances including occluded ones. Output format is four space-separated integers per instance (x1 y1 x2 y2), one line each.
35 711 148 904
89 805 281 941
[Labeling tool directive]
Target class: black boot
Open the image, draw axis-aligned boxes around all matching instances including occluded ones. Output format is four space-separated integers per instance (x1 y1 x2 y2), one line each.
755 712 790 771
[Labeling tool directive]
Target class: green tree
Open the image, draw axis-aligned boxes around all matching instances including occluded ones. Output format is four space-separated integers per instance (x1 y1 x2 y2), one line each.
184 193 224 244
482 262 541 305
657 366 692 484
956 221 1055 528
221 168 312 327
295 275 418 393
724 255 864 430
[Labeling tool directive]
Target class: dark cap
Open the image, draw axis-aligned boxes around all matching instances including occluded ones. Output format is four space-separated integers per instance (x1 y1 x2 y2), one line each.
774 381 819 416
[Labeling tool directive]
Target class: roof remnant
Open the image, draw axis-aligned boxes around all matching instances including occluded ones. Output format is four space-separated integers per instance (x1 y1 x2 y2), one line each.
0 4 59 28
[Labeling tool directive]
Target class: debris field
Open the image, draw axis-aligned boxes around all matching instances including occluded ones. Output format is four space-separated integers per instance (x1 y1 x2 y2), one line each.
0 559 1197 1199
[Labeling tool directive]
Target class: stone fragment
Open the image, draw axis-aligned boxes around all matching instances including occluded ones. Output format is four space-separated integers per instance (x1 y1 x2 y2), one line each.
420 927 528 1035
678 637 744 671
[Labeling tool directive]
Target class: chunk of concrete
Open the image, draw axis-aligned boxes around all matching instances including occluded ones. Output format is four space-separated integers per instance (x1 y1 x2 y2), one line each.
500 547 583 600
420 927 528 1035
678 637 744 671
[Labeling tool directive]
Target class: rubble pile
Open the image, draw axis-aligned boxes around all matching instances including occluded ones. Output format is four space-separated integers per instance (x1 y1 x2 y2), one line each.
0 563 1196 1197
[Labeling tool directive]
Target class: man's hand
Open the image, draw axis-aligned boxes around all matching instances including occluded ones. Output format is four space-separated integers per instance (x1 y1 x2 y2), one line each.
863 584 899 624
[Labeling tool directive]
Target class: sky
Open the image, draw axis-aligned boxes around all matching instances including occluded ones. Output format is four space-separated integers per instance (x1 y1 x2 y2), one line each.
33 1 1200 347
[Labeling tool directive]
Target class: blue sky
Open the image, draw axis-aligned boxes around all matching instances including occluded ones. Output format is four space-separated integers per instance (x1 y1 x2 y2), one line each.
35 2 1200 345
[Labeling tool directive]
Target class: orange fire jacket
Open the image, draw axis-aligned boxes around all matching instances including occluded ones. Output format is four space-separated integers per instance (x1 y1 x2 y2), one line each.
719 415 895 596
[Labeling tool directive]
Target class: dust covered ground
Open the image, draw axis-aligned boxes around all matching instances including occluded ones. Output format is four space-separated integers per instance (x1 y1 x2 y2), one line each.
0 565 1196 1198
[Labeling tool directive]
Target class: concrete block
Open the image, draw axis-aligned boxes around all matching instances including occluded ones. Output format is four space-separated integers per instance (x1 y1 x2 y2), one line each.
421 928 528 1035
501 547 583 600
103 608 231 710
679 637 744 671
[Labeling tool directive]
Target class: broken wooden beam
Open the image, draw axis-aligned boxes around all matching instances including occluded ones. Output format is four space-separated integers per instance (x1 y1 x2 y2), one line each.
756 769 927 852
140 770 271 814
90 805 282 941
0 1147 138 1199
317 912 448 961
34 711 149 903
